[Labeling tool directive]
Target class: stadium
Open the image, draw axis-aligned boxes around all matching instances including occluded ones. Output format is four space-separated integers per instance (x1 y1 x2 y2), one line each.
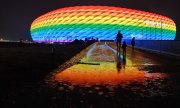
30 6 176 42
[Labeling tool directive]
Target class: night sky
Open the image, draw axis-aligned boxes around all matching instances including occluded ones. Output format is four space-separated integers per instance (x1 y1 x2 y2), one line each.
0 0 179 41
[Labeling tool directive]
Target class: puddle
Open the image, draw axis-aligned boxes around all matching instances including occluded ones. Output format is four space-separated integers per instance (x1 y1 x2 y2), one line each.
46 42 172 98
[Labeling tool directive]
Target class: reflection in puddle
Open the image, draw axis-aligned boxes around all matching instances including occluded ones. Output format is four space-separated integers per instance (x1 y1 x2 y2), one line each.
48 42 170 98
42 42 180 108
51 61 168 98
54 62 167 87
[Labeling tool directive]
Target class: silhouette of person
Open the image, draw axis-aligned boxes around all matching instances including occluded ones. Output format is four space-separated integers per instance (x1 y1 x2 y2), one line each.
116 31 123 51
84 38 88 47
131 37 135 50
122 41 127 56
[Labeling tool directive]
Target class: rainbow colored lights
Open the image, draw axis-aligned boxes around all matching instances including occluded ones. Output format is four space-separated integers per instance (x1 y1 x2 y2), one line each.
54 62 167 86
30 6 176 42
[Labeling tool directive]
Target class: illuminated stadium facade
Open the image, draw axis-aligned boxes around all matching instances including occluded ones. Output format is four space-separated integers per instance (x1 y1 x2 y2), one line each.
30 6 176 42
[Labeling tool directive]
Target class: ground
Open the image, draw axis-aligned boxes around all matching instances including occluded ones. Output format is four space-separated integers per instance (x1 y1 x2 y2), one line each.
0 42 180 108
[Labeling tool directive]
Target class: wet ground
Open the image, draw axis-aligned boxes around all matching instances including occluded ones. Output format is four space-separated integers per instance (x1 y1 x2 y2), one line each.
44 42 180 108
1 42 180 108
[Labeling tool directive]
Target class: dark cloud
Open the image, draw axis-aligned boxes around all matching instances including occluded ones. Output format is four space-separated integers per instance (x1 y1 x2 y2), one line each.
0 0 179 40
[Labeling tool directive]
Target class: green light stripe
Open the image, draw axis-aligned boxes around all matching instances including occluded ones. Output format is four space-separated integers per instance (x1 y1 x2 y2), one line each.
31 24 176 34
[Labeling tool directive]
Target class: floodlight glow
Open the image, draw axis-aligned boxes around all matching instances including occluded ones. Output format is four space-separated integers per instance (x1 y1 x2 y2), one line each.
30 6 176 42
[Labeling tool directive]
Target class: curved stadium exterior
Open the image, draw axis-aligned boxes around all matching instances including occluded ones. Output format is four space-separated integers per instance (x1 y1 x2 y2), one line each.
30 6 176 42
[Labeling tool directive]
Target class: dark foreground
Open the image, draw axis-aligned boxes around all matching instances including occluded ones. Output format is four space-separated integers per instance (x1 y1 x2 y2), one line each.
0 41 90 107
1 42 180 108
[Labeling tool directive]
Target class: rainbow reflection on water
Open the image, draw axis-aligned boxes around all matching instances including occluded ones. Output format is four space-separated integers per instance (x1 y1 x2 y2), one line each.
53 42 167 87
53 62 167 87
46 42 172 100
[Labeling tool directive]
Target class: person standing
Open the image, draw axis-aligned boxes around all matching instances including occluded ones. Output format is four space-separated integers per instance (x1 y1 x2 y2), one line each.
116 31 123 51
122 41 127 56
131 37 135 50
